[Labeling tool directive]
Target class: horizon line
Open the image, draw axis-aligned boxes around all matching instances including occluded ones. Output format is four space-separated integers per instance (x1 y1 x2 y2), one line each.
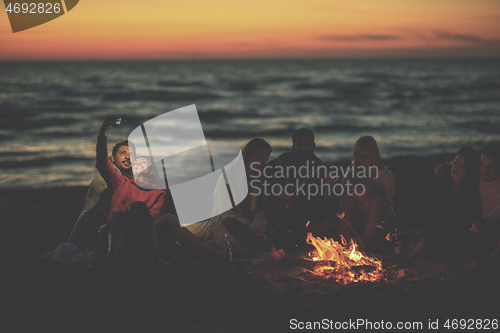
1 56 499 63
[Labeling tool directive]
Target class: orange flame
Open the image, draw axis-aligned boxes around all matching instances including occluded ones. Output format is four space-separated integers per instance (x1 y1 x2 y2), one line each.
305 233 384 284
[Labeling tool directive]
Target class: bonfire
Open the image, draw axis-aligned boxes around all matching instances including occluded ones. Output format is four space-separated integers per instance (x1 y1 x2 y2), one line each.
304 217 385 284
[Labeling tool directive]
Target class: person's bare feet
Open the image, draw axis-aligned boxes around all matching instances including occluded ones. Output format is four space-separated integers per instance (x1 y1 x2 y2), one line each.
258 249 285 261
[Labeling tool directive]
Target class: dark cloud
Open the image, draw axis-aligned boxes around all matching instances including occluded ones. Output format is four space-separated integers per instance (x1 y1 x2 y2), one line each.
318 34 401 42
170 52 208 58
433 30 484 43
318 31 489 45
149 51 208 59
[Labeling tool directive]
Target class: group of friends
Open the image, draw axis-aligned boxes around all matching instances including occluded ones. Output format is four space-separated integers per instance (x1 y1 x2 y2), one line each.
66 117 500 271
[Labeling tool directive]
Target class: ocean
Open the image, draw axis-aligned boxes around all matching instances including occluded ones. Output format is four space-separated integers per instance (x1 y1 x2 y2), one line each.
1 59 499 189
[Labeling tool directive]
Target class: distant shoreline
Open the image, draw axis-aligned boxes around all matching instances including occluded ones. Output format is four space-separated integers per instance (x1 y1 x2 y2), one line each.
1 57 500 63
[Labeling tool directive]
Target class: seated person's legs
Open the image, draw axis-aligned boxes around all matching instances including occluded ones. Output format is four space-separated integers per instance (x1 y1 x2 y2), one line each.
96 211 130 263
221 217 269 253
129 201 163 264
268 206 308 252
175 217 284 261
155 214 285 262
207 218 283 260
204 218 285 261
155 215 224 261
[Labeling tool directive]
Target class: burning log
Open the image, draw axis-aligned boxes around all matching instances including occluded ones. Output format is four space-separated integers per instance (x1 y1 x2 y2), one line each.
303 233 385 284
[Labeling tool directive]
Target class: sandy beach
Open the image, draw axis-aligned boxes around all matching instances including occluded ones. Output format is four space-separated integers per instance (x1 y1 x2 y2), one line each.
4 153 499 332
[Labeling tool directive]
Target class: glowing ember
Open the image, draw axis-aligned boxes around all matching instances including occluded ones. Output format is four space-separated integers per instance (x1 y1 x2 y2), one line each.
304 233 385 284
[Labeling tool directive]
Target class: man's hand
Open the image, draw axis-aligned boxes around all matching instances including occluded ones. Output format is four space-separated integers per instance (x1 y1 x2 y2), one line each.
99 116 117 135
250 220 268 235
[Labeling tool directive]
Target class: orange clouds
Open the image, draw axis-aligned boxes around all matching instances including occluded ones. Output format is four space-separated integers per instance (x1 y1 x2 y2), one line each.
0 0 499 59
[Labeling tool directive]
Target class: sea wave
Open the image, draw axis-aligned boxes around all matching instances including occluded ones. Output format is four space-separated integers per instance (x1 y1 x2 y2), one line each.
0 156 93 169
103 89 225 102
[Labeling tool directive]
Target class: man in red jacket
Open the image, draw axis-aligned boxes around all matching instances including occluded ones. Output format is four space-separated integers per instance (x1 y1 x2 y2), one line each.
95 118 165 266
96 123 165 221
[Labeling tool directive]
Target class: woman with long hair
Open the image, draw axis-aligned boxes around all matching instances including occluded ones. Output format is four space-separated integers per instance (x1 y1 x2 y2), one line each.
131 156 161 188
339 135 395 250
404 146 480 263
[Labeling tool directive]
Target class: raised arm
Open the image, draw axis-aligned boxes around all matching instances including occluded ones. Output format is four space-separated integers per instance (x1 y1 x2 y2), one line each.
95 118 124 190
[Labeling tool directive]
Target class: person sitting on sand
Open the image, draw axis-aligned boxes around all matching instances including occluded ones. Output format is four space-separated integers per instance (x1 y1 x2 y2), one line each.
266 128 334 252
94 118 166 267
67 138 136 249
157 138 285 263
404 146 481 263
339 135 395 251
460 142 500 261
218 138 279 254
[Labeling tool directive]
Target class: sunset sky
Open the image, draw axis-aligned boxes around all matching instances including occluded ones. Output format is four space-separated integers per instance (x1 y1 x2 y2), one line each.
1 0 500 60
